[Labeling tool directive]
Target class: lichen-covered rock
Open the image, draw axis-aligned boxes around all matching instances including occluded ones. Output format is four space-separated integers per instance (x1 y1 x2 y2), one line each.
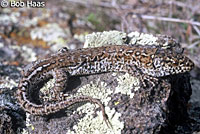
23 31 193 134
25 70 192 134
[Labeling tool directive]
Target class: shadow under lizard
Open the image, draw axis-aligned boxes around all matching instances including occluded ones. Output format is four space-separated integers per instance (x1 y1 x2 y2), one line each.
17 45 194 126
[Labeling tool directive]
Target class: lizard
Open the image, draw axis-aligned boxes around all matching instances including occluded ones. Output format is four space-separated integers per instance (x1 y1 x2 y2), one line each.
16 45 194 126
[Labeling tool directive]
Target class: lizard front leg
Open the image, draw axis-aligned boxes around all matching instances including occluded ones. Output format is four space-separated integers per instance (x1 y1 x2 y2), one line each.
126 64 158 89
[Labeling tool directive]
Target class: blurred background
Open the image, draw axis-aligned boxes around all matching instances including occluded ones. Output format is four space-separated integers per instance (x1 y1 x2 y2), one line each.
0 0 200 63
0 0 200 133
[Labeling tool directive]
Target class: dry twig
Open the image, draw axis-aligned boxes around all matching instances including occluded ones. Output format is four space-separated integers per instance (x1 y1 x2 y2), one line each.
132 14 200 27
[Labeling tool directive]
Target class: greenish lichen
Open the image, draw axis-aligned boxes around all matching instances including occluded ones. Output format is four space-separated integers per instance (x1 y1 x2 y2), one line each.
38 72 126 134
72 80 112 105
33 75 125 133
128 31 159 46
67 79 124 134
115 73 140 99
127 31 179 50
68 106 123 134
84 30 127 48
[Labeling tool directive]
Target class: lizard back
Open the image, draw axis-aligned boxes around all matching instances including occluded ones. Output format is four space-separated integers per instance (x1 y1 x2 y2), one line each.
17 45 194 115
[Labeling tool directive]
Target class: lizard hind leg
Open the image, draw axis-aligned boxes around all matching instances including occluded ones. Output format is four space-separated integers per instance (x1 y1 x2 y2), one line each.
137 74 159 105
51 68 69 101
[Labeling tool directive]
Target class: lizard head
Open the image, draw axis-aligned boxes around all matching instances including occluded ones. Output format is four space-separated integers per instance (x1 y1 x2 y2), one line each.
153 50 194 77
140 49 194 77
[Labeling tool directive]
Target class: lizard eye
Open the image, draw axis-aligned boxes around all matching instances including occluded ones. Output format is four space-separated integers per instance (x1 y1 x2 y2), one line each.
58 47 69 53
122 36 127 42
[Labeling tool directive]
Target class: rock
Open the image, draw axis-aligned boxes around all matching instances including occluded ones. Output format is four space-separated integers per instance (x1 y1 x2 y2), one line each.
24 71 192 134
23 31 193 134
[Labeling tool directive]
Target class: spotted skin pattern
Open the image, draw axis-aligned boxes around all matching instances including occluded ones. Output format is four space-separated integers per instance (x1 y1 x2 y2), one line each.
17 45 194 125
